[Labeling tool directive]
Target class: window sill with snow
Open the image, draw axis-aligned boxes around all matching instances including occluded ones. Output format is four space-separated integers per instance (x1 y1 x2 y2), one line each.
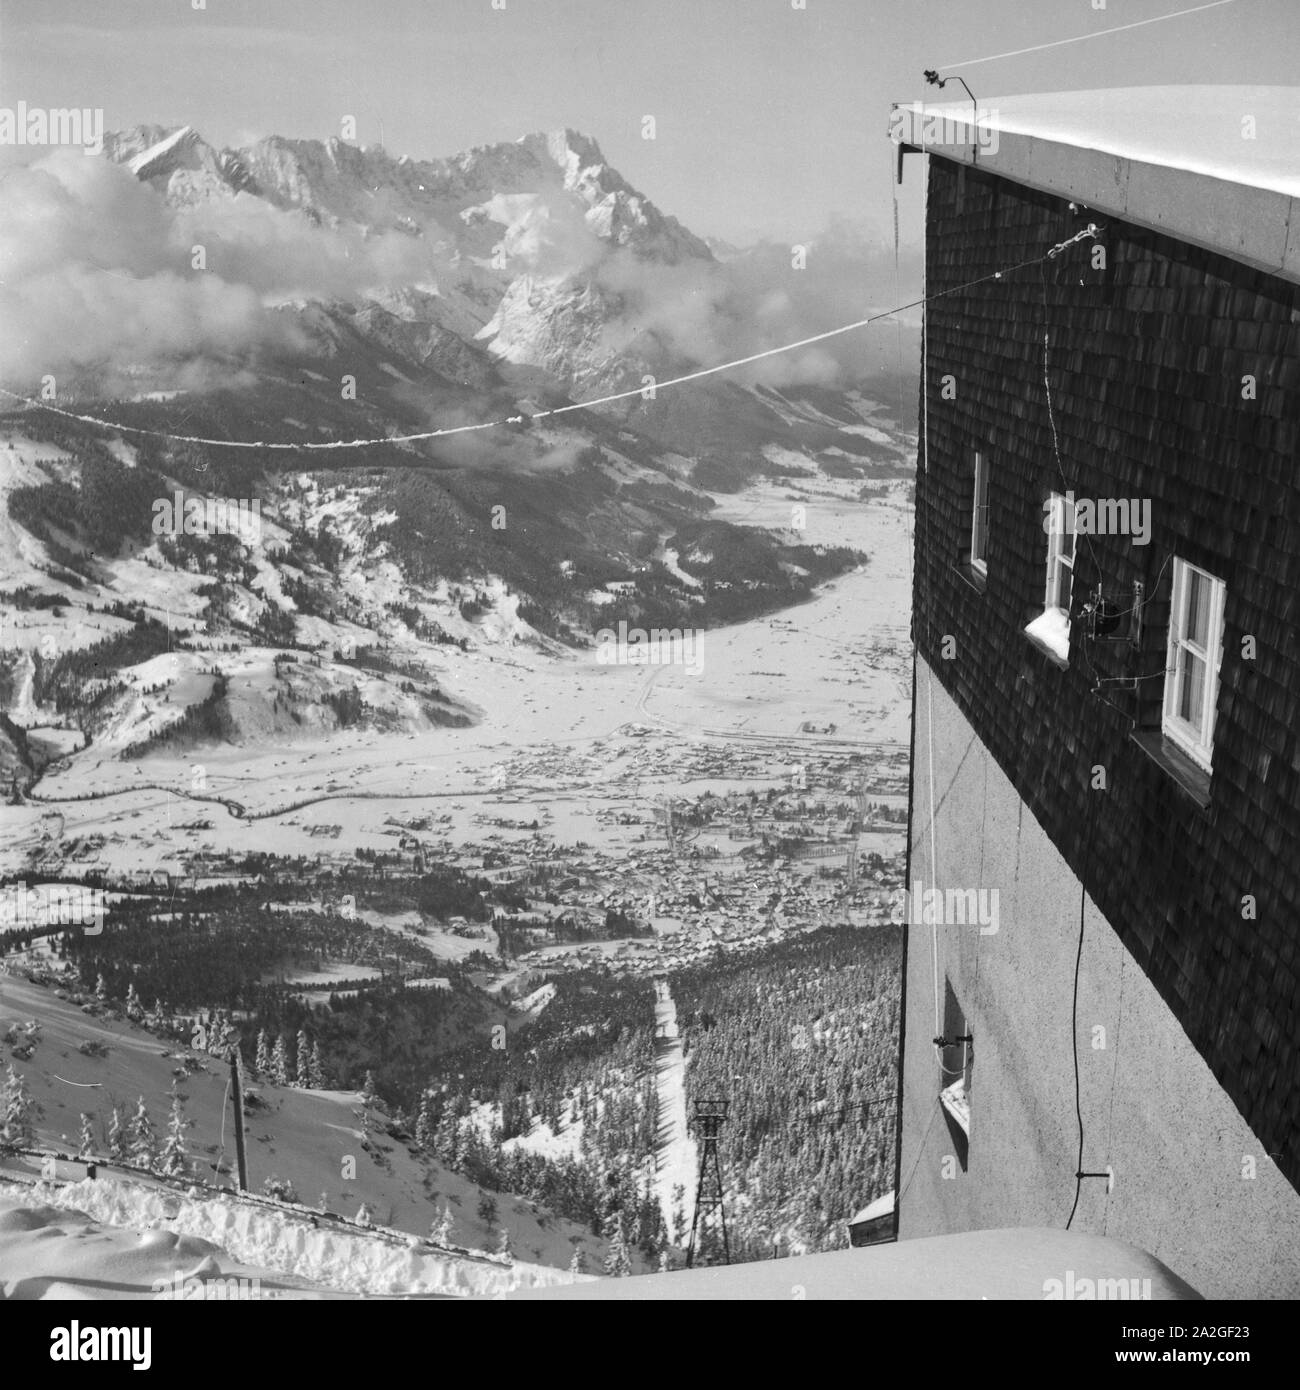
1024 608 1070 669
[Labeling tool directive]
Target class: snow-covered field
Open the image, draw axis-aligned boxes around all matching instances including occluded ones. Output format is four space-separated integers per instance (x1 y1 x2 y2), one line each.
0 1176 582 1299
0 1185 337 1300
0 466 912 882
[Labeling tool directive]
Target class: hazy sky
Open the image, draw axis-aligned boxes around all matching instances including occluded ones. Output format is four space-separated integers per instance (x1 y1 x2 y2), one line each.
2 0 1297 245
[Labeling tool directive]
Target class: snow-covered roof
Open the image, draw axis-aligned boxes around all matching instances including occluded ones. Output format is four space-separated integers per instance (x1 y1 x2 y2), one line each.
508 1227 1203 1301
849 1190 895 1226
890 86 1300 285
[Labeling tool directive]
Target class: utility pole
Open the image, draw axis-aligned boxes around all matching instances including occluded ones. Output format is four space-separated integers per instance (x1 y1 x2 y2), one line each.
228 1050 248 1192
686 1099 730 1268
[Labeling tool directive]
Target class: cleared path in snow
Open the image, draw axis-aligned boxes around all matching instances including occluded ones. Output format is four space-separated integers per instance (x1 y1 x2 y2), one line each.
652 978 697 1241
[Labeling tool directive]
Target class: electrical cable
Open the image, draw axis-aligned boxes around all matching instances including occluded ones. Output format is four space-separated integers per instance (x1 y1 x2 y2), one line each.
938 0 1245 72
0 234 1110 456
895 1097 942 1204
1037 250 1172 722
919 159 943 1055
1065 732 1101 1231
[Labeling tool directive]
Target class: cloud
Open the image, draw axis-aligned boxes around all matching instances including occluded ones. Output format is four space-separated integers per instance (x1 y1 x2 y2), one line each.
0 152 300 386
421 416 590 476
472 189 608 279
591 224 922 388
0 149 445 389
174 193 442 303
0 149 920 404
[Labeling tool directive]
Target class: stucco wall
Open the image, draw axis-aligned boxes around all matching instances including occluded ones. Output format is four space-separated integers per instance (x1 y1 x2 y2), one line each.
898 656 1300 1299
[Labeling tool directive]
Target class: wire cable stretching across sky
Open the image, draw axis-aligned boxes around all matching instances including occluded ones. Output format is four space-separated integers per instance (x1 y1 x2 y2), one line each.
939 0 1244 71
0 230 1099 454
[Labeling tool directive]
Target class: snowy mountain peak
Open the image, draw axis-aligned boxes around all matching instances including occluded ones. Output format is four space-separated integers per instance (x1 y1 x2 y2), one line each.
104 122 710 263
530 127 605 172
126 124 195 176
97 119 718 392
106 123 258 204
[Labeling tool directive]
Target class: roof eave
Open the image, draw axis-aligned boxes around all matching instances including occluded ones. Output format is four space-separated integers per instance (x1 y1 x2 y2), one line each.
889 103 1300 288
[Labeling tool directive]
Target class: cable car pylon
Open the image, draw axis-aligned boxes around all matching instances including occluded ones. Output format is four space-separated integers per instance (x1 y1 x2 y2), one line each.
686 1098 731 1268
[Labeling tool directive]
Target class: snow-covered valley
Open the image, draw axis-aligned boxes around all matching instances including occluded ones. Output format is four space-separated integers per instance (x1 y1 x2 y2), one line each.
0 111 915 1297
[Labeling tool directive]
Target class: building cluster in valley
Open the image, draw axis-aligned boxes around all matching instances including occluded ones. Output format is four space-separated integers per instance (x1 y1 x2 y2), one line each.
11 729 908 989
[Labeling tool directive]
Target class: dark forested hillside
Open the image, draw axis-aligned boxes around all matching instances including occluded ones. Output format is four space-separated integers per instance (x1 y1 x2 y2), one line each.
415 970 668 1254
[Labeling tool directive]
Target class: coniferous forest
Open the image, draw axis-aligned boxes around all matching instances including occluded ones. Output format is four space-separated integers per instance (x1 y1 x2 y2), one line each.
672 925 901 1262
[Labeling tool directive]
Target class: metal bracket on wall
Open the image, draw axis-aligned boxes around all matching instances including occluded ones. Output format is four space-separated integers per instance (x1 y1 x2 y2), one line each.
1082 580 1144 648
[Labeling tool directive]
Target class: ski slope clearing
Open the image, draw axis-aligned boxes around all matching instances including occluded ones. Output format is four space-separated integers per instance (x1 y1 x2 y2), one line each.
652 980 695 1237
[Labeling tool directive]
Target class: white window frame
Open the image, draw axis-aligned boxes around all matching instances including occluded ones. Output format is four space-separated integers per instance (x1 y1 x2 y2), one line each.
1162 558 1226 772
970 451 989 576
1044 492 1077 615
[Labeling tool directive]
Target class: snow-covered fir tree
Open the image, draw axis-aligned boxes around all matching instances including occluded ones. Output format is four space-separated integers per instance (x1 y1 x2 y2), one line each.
496 1225 513 1258
128 1096 156 1169
414 1098 433 1151
254 1029 272 1076
270 1034 291 1086
361 1070 377 1106
77 1112 96 1159
1 1065 36 1151
108 1105 126 1162
208 1011 237 1056
603 1219 632 1277
431 1201 454 1246
568 1246 584 1276
295 1031 311 1088
434 1107 461 1167
125 983 144 1022
158 1091 189 1177
308 1040 325 1089
671 1186 688 1245
94 974 107 1002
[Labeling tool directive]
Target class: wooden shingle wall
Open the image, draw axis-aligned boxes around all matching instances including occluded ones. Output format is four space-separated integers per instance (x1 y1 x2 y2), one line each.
915 157 1300 1191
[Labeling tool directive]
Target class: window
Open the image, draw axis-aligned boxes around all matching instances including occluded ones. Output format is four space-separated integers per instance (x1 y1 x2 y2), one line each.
1162 559 1226 771
970 451 990 575
938 980 971 1170
1044 492 1077 614
1024 492 1077 664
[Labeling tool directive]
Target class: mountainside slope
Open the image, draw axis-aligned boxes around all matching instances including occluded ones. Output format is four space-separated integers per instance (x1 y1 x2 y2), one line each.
0 971 617 1274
